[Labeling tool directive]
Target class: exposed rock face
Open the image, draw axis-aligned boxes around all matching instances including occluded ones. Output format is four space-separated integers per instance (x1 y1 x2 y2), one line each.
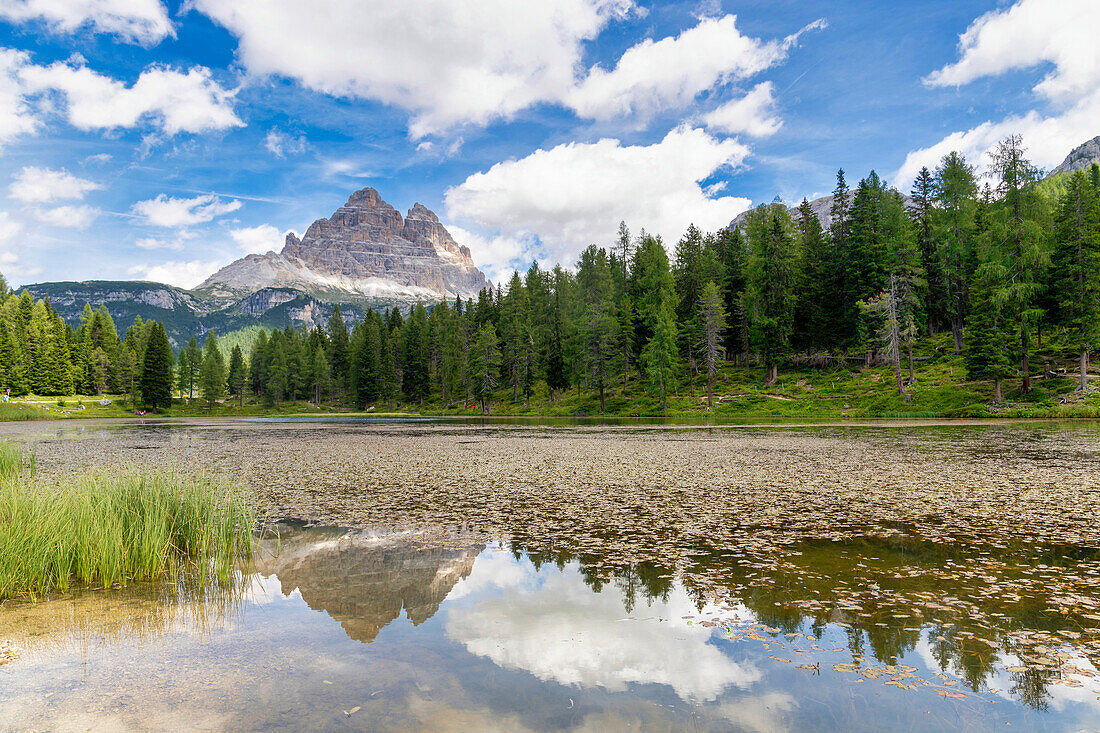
1050 135 1100 177
729 191 916 232
199 188 487 303
261 527 480 644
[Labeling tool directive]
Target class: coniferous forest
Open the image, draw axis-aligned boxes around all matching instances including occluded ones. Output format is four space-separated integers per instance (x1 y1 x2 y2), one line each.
3 137 1100 416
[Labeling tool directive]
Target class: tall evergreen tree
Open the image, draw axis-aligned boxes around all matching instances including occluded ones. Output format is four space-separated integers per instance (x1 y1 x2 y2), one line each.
1051 171 1100 391
139 322 173 410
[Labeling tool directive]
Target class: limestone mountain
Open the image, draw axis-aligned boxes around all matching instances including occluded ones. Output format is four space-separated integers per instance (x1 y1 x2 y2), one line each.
1049 135 1100 177
198 188 487 303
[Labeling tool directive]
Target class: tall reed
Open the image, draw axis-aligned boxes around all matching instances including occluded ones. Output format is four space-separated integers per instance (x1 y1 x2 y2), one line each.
0 444 255 599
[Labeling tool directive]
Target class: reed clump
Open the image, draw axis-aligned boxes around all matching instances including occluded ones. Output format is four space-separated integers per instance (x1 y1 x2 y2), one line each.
0 443 255 599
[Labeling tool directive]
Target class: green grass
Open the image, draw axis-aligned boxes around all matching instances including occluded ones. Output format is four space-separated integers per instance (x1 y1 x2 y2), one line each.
0 444 256 600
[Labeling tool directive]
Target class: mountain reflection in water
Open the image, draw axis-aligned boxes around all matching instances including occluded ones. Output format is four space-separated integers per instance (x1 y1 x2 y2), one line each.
0 525 1098 732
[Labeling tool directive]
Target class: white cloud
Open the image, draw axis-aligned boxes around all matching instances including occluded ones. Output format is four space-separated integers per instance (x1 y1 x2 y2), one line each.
568 16 822 121
264 128 307 157
194 0 637 137
444 125 752 270
0 0 174 46
229 223 287 254
10 166 101 203
0 49 38 149
445 225 532 283
895 0 1100 189
446 556 760 703
19 60 243 134
83 152 112 165
130 193 241 227
32 204 98 229
193 2 817 137
925 0 1100 105
126 259 225 288
702 81 782 137
134 229 198 251
0 212 40 281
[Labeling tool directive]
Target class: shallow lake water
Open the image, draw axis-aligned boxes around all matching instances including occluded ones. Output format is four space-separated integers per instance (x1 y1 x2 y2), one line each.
2 418 1100 731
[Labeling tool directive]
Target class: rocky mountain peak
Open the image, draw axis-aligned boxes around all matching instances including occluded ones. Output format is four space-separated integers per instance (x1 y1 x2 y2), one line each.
344 186 387 209
1049 135 1100 177
407 202 439 223
199 186 487 303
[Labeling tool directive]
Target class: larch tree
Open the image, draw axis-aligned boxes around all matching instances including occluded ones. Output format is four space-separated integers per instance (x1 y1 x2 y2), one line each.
697 280 727 408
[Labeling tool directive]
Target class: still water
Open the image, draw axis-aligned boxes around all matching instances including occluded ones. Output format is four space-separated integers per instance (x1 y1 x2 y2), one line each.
2 522 1099 732
2 418 1100 731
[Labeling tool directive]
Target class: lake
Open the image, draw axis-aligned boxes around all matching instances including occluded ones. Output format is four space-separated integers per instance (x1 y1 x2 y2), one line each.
1 418 1099 731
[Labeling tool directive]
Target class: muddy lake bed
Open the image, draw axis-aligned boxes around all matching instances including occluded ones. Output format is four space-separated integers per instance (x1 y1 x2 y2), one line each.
2 418 1100 731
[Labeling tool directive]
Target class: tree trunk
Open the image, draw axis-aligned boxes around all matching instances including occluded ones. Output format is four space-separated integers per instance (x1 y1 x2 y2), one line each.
765 363 778 386
1021 330 1031 393
951 318 964 354
892 356 904 397
599 382 605 413
688 356 695 398
907 342 915 384
707 373 713 409
1081 349 1089 392
993 379 1003 404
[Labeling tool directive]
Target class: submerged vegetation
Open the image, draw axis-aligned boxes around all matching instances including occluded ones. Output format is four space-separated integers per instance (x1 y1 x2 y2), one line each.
0 443 255 599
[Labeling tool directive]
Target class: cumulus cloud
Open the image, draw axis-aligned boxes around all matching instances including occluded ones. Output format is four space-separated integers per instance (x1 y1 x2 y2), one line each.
127 259 224 288
925 0 1099 105
446 556 759 702
0 0 174 46
229 223 287 254
18 59 243 135
32 204 99 229
444 125 751 271
0 49 38 149
701 82 782 137
895 0 1100 189
194 0 636 137
193 2 817 137
130 193 241 228
264 128 307 157
568 16 822 121
10 166 101 203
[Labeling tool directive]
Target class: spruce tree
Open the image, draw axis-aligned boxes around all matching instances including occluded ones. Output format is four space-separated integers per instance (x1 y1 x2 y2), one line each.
227 344 247 407
139 322 173 410
1051 171 1100 391
746 205 798 384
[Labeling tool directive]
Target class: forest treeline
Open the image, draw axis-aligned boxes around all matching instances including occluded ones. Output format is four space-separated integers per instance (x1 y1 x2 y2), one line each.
0 135 1098 413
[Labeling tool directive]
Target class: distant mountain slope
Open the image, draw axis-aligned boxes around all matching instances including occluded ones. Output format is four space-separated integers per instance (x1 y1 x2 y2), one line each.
729 191 916 232
24 280 366 348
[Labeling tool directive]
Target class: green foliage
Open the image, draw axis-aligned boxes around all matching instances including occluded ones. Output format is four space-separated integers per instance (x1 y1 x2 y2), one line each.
139 322 174 410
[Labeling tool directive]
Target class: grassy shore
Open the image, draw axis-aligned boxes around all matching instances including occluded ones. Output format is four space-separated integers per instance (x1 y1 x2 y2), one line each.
0 444 255 600
6 336 1099 421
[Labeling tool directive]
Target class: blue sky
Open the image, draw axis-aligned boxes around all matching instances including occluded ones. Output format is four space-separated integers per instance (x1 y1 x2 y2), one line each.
0 0 1095 288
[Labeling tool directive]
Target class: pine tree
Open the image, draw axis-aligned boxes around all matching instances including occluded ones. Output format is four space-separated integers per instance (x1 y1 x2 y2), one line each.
402 304 430 404
746 205 798 384
227 344 247 407
139 322 173 410
200 331 226 406
698 280 727 408
988 135 1047 393
1051 171 1100 391
933 151 979 353
470 323 501 414
327 305 350 401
